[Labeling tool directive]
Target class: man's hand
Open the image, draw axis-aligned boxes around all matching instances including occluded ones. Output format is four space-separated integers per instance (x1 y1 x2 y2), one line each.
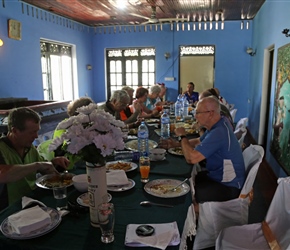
158 138 179 150
175 127 186 137
37 162 59 175
51 157 70 170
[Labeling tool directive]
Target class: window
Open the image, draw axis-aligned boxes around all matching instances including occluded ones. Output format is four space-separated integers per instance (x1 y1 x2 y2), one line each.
40 41 74 100
106 47 155 99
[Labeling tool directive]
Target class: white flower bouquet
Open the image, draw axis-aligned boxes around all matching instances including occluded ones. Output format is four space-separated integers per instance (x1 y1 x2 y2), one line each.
49 103 127 165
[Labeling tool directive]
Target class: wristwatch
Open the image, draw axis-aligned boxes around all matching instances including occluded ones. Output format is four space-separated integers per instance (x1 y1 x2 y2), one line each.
178 135 187 142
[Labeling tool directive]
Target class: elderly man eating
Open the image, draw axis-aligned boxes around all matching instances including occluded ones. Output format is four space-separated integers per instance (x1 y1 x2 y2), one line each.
160 96 245 203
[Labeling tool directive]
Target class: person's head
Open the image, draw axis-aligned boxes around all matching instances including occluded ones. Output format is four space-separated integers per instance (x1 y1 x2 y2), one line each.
7 107 41 147
110 90 130 111
213 88 220 96
122 86 134 104
278 96 285 107
149 85 161 99
187 82 195 93
195 96 221 130
135 87 149 102
67 97 94 116
199 88 219 100
156 83 166 98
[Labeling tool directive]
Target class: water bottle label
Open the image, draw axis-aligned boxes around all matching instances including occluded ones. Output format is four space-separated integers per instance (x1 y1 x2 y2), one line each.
138 131 148 138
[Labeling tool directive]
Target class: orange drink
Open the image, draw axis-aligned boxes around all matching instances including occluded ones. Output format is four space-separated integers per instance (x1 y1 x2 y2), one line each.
139 156 150 183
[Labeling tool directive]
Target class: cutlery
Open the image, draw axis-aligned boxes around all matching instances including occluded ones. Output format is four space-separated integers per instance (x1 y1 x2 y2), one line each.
163 178 189 194
140 201 173 208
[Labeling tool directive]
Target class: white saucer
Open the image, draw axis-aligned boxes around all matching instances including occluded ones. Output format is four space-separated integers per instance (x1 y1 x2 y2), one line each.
150 157 166 162
77 193 112 207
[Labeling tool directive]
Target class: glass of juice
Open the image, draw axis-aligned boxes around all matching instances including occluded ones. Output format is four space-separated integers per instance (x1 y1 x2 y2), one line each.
139 156 150 183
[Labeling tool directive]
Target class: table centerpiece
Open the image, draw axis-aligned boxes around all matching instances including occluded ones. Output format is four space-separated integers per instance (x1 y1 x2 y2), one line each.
49 103 127 226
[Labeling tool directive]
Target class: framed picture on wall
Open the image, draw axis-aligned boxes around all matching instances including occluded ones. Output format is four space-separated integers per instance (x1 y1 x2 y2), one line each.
270 43 290 175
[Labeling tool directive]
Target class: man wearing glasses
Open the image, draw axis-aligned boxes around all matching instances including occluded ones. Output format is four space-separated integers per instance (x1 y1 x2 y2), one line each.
160 96 245 203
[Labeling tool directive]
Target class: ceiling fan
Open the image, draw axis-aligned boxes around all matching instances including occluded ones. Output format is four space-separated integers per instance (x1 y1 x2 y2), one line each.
129 5 183 25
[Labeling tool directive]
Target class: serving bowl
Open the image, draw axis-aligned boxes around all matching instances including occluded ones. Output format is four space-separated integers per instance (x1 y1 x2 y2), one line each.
72 174 88 192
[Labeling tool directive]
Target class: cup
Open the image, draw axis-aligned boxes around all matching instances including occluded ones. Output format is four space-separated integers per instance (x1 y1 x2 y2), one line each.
52 186 68 211
98 203 115 244
139 156 150 183
170 120 176 133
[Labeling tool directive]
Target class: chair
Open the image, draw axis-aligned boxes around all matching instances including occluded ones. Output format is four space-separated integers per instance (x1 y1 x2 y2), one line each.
216 176 290 250
235 117 248 130
193 144 264 249
37 139 55 161
230 108 237 123
234 127 247 149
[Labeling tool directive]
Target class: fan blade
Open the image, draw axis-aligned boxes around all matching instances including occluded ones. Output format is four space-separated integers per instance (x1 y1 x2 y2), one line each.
141 21 151 25
159 18 185 22
129 13 150 20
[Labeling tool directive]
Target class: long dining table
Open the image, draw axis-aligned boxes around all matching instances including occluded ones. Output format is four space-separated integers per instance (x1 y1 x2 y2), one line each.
0 123 195 250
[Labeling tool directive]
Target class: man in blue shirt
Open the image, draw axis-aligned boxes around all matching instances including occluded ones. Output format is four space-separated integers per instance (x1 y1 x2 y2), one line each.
161 96 245 202
184 82 199 105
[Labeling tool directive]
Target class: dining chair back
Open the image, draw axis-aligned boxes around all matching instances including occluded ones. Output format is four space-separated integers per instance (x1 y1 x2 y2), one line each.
235 117 248 130
216 176 290 250
37 139 55 161
193 144 264 249
234 127 247 149
230 109 237 123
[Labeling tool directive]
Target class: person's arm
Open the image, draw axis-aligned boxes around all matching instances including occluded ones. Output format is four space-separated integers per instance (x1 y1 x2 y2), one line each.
0 162 59 183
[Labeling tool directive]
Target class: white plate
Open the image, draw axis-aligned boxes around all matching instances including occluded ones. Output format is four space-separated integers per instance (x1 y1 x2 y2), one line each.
107 179 135 192
125 140 158 151
168 147 183 156
145 119 160 123
144 179 190 198
36 173 75 189
77 193 112 207
0 207 61 240
106 161 138 172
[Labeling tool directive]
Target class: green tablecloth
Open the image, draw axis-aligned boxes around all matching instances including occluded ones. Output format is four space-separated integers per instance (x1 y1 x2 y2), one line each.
0 124 194 249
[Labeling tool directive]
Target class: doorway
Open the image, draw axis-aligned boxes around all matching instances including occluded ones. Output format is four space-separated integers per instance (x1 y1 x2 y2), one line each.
258 45 275 151
179 45 215 95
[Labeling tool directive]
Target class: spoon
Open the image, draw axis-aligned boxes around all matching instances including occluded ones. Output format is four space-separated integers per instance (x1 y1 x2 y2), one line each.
163 178 189 194
140 201 173 208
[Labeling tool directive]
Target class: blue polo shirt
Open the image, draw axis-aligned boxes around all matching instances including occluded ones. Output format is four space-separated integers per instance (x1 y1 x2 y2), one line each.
195 118 245 189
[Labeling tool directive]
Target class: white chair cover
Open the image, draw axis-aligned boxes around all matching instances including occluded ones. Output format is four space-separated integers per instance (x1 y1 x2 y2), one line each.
228 104 235 111
235 117 248 130
216 176 290 250
230 109 237 123
234 127 247 149
193 145 264 249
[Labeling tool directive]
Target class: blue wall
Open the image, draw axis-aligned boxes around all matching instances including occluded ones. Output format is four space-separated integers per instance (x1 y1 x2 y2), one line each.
1 0 290 177
0 0 93 99
93 22 252 122
249 0 290 177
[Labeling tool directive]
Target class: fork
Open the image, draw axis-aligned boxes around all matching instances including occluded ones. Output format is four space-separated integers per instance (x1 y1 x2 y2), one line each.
163 178 188 194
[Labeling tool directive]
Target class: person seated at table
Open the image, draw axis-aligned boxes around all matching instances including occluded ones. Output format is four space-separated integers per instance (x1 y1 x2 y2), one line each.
145 84 162 110
159 96 245 204
0 107 69 210
200 88 234 130
53 96 94 139
183 82 199 106
120 86 142 125
156 82 167 102
213 87 230 109
130 87 159 119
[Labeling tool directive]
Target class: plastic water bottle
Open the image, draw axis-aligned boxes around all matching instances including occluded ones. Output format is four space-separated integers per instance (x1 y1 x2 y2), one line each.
137 120 149 156
113 151 140 161
175 95 183 122
160 107 170 139
183 98 189 116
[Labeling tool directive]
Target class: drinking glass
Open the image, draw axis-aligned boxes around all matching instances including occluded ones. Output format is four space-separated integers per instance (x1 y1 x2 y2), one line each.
139 156 150 183
52 186 68 211
98 203 115 244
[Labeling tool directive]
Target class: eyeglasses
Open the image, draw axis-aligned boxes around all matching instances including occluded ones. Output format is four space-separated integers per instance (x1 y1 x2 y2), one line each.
195 110 212 115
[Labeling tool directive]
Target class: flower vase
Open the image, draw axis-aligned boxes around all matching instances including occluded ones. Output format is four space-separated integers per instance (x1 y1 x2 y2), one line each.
86 162 107 227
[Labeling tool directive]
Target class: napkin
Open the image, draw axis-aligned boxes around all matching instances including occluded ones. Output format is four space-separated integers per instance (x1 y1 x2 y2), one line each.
106 170 129 186
22 196 46 209
125 222 180 250
8 205 51 234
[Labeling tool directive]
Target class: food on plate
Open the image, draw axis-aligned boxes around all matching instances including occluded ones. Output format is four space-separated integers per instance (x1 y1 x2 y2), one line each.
39 174 73 188
171 147 183 155
185 128 196 134
129 128 137 135
150 184 182 195
126 140 157 151
106 161 132 171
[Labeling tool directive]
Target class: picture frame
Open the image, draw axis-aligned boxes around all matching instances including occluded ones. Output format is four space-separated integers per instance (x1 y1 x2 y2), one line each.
270 43 290 175
8 19 22 40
